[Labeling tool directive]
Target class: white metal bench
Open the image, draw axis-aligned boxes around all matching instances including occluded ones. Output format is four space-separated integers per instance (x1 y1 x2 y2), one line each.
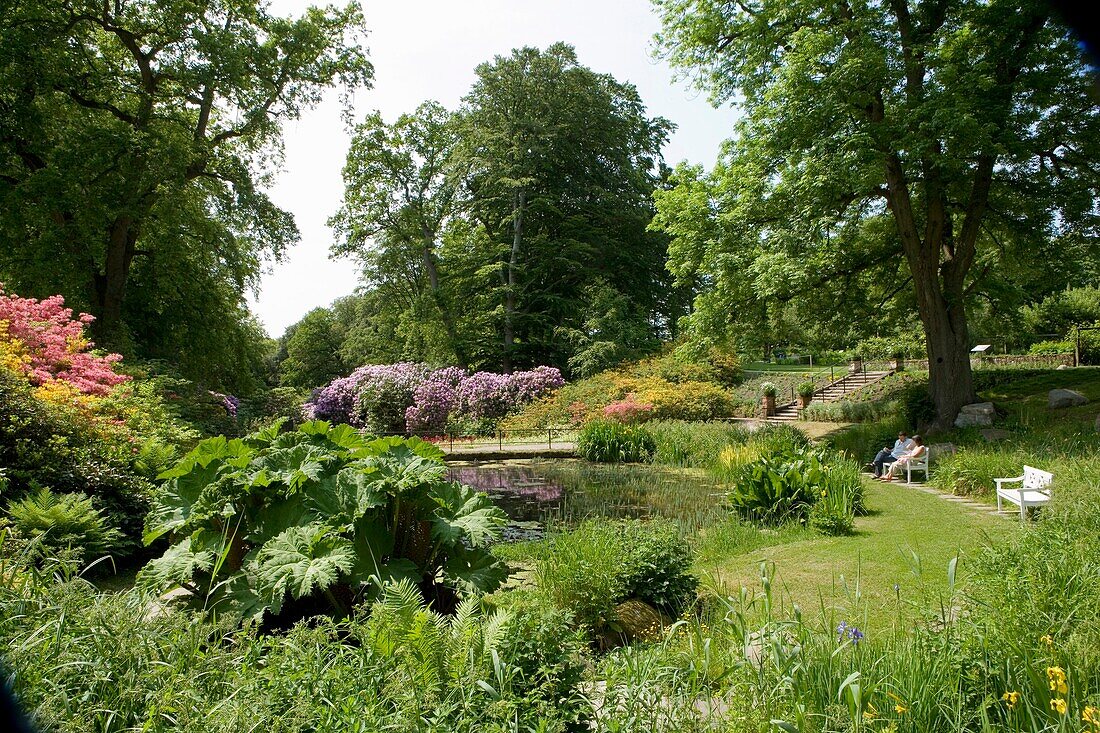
995 466 1053 521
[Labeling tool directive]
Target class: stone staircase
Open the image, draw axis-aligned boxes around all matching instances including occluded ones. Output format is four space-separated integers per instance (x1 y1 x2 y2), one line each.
768 370 894 421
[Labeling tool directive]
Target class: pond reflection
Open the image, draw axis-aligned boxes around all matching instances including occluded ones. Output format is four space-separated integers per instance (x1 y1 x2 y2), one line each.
447 459 726 541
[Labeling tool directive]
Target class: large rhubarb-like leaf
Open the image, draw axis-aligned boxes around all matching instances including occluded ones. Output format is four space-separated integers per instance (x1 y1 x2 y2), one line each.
253 444 327 491
143 461 222 544
430 481 508 548
256 523 355 600
360 446 447 497
137 536 215 591
442 545 508 596
301 468 386 526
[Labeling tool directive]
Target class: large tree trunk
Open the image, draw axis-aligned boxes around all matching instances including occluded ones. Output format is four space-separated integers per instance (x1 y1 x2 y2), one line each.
420 228 468 369
94 215 139 342
914 278 976 431
882 151 978 432
502 188 524 373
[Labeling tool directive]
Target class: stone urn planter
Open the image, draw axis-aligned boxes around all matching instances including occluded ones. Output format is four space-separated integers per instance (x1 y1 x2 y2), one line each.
890 354 905 371
848 356 864 373
797 382 814 409
760 382 778 417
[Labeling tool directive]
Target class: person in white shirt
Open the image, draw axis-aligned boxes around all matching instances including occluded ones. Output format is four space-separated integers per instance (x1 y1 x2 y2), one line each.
879 435 926 481
872 431 915 477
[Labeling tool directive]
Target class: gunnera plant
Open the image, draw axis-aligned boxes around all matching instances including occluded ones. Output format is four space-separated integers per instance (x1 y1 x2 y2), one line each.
138 420 509 623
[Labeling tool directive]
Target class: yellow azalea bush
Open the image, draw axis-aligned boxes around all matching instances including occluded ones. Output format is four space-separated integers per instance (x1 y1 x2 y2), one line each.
504 352 741 431
609 375 734 421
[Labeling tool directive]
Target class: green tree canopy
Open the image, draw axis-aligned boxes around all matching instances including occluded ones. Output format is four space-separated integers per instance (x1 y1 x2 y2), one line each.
279 307 349 389
652 0 1100 428
329 101 467 365
0 0 371 389
453 43 675 372
326 43 680 375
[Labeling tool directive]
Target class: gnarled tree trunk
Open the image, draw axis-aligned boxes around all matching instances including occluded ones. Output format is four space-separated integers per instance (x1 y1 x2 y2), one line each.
94 215 140 342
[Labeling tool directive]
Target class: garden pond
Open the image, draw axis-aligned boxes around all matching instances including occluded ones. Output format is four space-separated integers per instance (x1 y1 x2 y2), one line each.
446 458 728 541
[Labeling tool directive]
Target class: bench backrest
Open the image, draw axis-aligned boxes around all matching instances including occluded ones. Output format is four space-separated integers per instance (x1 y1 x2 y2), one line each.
1022 465 1053 490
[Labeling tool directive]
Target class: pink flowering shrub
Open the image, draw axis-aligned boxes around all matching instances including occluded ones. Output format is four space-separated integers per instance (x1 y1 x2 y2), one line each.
602 396 654 424
0 284 129 396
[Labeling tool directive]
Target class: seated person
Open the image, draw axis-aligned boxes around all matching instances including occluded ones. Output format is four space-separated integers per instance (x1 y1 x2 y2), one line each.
872 431 914 477
879 435 926 481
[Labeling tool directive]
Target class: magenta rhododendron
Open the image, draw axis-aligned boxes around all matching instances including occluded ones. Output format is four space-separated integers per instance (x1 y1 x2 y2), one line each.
305 363 564 433
0 284 129 396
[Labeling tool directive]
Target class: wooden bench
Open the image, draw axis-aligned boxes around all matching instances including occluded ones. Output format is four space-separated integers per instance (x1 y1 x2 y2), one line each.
995 466 1053 521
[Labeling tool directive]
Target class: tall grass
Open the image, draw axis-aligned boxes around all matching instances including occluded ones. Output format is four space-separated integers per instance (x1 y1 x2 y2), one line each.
644 420 751 468
0 557 590 732
536 460 729 534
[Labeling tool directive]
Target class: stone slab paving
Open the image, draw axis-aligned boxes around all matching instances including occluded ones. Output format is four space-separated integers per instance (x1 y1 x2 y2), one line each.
862 472 1010 517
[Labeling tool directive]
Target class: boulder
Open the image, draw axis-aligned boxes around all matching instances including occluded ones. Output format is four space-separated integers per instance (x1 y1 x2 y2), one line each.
928 442 957 460
1048 389 1088 409
613 598 671 643
1057 364 1069 370
980 428 1012 442
954 402 995 428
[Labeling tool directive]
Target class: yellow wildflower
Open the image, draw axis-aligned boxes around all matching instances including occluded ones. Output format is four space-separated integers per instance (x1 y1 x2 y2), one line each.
894 703 908 714
1039 634 1054 648
1083 706 1100 729
1050 698 1067 715
1046 666 1068 695
863 702 878 721
1002 691 1021 710
821 489 827 497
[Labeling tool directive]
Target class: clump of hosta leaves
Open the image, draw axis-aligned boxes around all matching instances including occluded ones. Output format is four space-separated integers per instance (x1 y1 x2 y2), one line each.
138 420 508 622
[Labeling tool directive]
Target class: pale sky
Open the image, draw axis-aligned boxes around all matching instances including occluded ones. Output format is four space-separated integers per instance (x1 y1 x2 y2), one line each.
253 0 740 338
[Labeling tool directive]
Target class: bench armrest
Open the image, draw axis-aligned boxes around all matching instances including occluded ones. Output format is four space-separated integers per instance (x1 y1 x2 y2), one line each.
994 476 1025 488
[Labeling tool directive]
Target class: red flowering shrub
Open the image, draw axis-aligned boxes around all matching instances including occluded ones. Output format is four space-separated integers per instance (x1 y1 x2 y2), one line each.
602 396 655 424
0 284 129 396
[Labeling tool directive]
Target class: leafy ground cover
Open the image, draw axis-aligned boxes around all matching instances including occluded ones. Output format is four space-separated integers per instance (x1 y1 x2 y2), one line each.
3 366 1099 732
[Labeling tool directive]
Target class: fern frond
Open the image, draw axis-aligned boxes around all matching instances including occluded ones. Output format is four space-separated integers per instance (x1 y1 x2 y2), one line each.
480 608 514 655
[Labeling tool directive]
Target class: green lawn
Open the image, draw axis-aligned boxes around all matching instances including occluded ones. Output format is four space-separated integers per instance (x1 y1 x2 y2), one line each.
698 477 1014 632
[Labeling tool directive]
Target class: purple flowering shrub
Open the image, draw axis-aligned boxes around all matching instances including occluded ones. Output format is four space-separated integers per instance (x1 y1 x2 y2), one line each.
405 366 465 434
304 363 564 435
302 371 361 423
209 391 240 418
351 362 431 434
456 371 512 422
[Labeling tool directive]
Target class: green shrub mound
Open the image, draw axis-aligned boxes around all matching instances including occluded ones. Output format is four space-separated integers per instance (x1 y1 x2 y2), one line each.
727 444 863 534
534 518 698 638
139 421 509 622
